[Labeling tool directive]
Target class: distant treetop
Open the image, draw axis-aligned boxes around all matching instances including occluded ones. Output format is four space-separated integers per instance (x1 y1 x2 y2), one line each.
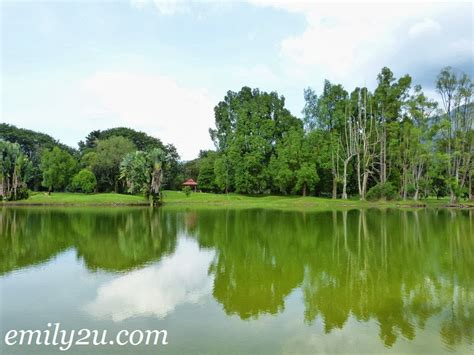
0 123 76 158
79 127 165 152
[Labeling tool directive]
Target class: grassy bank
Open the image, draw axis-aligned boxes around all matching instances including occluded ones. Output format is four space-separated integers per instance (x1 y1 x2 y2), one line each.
162 191 473 210
2 192 149 206
3 190 469 209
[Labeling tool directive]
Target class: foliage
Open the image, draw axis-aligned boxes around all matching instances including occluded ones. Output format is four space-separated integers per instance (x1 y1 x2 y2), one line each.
162 144 181 190
71 169 97 193
366 182 398 201
183 185 192 197
0 124 76 190
79 127 165 152
435 67 473 203
214 154 233 193
79 128 182 190
0 140 32 200
2 67 473 203
40 146 77 193
210 87 301 194
120 148 166 205
89 136 136 192
197 151 218 192
15 186 30 200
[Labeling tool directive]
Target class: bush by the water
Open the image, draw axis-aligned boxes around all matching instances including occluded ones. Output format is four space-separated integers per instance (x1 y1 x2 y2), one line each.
366 182 398 201
71 169 97 193
183 186 192 197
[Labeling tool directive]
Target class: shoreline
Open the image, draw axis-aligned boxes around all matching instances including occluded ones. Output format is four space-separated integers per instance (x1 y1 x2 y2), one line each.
2 192 473 210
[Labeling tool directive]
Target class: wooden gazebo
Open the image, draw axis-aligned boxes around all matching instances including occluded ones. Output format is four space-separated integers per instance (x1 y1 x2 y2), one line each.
182 178 198 192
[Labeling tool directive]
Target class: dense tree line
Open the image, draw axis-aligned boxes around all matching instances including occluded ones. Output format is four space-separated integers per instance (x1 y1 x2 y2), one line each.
0 124 77 190
1 66 472 202
200 67 473 203
0 126 182 201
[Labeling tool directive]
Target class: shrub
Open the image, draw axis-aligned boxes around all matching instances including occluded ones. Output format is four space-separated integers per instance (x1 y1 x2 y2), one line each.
4 186 30 201
366 182 398 201
183 185 192 197
71 169 97 193
15 186 30 200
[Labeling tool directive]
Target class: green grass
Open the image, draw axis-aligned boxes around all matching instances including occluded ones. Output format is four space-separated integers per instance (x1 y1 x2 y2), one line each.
161 191 473 210
2 191 472 209
3 192 148 206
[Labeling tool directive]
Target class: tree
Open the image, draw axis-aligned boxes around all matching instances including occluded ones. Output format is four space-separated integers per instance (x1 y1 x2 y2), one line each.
79 128 184 190
79 127 165 152
0 140 32 200
339 96 358 199
120 148 166 206
40 147 77 193
0 124 76 190
304 81 348 198
398 85 437 200
269 127 319 195
71 169 97 193
214 153 233 193
162 144 181 190
119 151 150 195
197 151 218 192
149 148 165 206
91 136 136 192
296 162 319 196
374 67 412 185
210 87 301 194
436 67 473 203
352 88 379 200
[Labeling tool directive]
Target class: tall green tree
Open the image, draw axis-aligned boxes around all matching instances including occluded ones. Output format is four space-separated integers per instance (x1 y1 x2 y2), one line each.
436 67 473 202
269 127 318 195
197 151 218 192
0 140 32 200
304 81 348 198
40 147 77 193
90 136 136 192
397 85 438 200
210 87 301 194
374 67 412 185
214 153 233 193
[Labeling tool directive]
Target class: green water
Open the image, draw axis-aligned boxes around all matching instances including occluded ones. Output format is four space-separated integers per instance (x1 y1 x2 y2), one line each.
0 207 473 354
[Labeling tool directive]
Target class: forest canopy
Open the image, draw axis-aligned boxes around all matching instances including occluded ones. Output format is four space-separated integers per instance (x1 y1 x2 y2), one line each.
1 66 472 203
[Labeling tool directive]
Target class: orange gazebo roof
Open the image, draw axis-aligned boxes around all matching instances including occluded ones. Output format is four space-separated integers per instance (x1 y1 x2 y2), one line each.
182 179 198 186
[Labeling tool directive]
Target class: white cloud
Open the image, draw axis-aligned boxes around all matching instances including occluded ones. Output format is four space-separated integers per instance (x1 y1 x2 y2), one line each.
408 18 441 38
85 238 215 322
130 0 230 16
247 1 473 90
81 71 215 160
131 0 188 15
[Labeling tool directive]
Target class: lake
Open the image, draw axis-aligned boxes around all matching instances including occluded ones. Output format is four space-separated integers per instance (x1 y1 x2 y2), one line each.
0 207 473 354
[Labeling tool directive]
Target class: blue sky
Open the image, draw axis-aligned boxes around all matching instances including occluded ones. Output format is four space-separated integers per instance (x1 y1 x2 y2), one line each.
2 0 473 159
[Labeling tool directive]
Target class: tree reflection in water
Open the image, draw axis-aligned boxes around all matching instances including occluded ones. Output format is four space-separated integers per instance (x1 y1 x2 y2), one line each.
1 207 472 348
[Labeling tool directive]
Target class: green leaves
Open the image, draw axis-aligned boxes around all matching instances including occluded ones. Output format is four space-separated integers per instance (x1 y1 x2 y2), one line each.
71 169 97 193
211 87 301 194
119 148 166 202
40 146 77 192
0 140 32 200
90 136 136 192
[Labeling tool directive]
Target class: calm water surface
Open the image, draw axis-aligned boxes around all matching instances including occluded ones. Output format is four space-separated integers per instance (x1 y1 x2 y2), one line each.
0 207 473 354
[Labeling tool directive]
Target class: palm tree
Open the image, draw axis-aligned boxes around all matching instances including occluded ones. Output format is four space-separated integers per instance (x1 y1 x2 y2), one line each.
149 149 166 206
